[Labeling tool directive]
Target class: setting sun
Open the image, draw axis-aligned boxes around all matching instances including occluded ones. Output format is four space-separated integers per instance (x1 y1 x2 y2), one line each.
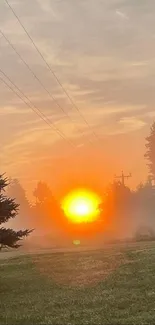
62 189 101 224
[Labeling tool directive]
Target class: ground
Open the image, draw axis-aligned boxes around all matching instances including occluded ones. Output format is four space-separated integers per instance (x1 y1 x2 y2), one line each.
1 241 155 324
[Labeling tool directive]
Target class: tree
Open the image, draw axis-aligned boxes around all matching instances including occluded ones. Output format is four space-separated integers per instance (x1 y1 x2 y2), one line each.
6 178 31 228
33 181 52 204
32 181 64 231
133 177 155 226
99 180 133 238
7 179 30 212
0 174 32 250
145 122 155 179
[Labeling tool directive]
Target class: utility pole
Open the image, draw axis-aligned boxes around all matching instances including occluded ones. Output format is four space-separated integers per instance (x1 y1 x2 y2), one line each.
114 171 132 186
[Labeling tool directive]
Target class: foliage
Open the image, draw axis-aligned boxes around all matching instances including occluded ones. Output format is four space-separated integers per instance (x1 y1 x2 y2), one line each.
33 181 52 203
145 121 155 179
135 226 155 242
32 181 64 232
6 178 31 228
7 179 30 211
0 174 32 250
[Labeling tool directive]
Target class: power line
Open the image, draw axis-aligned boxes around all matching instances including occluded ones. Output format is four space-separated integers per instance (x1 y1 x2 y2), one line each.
0 68 76 148
0 29 80 135
3 0 99 143
0 29 93 147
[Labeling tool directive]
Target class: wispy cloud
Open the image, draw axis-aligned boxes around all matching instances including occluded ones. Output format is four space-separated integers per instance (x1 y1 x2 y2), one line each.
116 9 129 20
0 0 154 185
0 106 29 116
119 116 146 132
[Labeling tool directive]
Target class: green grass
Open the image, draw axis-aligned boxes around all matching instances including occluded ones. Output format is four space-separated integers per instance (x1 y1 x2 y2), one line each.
1 242 155 324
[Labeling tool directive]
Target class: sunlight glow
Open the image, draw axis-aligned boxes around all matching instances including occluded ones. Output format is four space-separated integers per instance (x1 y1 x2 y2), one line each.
73 239 81 245
62 189 101 224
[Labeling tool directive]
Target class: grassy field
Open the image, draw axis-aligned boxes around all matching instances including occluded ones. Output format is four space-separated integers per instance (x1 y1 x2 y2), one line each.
1 242 155 325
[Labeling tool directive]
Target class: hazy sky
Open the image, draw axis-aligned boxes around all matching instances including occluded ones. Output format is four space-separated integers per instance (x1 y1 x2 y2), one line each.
0 0 154 199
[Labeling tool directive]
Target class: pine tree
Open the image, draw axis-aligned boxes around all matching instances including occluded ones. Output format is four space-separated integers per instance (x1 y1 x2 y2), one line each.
145 122 155 179
0 174 32 250
7 178 31 229
7 179 30 211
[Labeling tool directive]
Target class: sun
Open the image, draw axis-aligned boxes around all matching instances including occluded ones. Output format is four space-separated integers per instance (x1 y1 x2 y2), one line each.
62 189 101 224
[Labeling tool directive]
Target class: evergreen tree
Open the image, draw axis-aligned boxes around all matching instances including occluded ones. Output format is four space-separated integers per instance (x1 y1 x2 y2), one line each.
145 122 155 179
32 181 64 233
6 178 31 228
7 179 30 212
0 174 32 250
33 181 52 204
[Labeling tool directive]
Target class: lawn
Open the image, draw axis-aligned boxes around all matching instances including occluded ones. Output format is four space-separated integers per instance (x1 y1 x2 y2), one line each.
1 242 155 325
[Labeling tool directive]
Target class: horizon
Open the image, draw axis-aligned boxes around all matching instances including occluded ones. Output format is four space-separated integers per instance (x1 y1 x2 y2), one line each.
2 3 155 325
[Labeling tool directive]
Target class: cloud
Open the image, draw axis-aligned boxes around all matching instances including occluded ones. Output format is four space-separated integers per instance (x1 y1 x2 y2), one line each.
0 106 29 116
0 0 154 185
119 116 146 132
36 0 61 21
116 9 129 20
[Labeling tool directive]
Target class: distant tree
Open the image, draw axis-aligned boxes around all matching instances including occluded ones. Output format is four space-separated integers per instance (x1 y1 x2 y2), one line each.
135 226 155 242
7 179 30 212
103 181 132 214
145 122 155 179
134 177 155 224
100 181 133 236
32 181 64 232
0 174 32 250
6 178 32 229
33 181 52 204
136 177 155 200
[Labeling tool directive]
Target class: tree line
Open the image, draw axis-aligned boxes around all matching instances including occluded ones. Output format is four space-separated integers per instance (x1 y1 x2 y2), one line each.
1 121 155 249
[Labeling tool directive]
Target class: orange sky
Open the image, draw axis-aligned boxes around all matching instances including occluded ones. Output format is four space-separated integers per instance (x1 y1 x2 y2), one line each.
2 127 148 202
0 0 153 201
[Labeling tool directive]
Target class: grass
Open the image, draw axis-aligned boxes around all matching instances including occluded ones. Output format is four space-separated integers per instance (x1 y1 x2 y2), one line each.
1 242 155 324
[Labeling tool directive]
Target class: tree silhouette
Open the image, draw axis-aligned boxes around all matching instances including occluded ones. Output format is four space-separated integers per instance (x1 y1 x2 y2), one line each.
0 174 32 250
134 177 155 225
32 181 65 233
6 179 31 229
33 181 52 204
145 121 155 179
7 179 30 210
99 180 133 238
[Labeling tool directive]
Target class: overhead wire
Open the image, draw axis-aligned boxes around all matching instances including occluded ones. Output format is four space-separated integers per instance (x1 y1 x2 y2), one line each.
0 68 76 148
0 29 94 147
3 0 99 143
0 28 87 141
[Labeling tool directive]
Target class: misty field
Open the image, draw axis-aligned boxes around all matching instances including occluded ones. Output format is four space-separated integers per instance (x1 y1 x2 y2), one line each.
1 242 155 325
